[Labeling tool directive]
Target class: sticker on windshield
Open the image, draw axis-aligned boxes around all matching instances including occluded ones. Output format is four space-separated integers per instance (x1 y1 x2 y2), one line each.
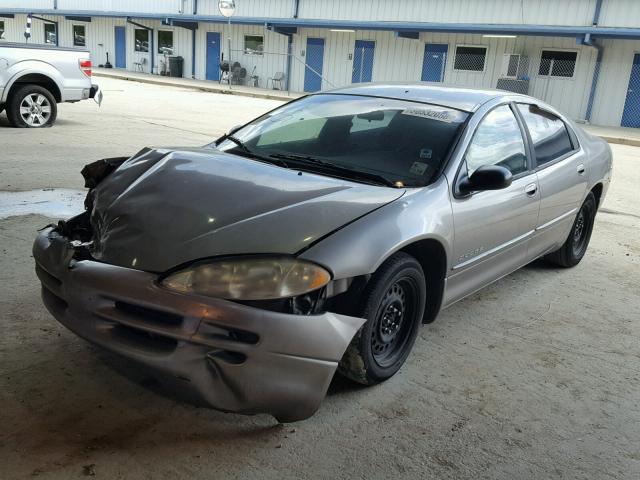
401 107 455 123
410 162 428 176
419 148 432 159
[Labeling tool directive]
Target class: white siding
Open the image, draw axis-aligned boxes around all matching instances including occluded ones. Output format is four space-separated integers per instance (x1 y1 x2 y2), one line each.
298 0 597 26
197 0 293 18
289 31 597 120
57 0 194 15
599 0 640 27
0 0 52 8
1 2 639 127
195 24 288 87
590 39 640 126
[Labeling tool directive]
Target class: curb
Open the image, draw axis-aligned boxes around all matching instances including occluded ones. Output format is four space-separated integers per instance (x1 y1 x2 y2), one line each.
596 135 640 148
93 71 297 102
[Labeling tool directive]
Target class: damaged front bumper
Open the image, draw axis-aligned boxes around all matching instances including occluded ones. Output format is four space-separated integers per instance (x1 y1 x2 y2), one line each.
33 226 365 422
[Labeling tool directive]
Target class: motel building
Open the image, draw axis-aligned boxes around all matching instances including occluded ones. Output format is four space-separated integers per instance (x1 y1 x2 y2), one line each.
1 0 640 128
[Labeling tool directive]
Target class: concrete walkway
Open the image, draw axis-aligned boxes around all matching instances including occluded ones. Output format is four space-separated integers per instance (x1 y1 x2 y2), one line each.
93 68 302 102
581 124 640 147
93 68 640 147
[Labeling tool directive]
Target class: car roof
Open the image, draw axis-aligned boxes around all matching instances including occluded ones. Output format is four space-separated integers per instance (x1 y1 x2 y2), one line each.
324 83 516 113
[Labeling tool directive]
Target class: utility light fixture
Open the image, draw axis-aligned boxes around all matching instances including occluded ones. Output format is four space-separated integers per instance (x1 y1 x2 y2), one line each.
330 29 356 33
482 34 518 38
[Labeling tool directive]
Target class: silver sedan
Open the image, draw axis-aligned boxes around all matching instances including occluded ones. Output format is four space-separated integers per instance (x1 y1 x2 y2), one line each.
33 84 612 421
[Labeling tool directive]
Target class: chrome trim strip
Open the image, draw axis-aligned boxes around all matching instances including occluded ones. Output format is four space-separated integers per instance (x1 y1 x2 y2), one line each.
535 208 578 232
453 229 534 270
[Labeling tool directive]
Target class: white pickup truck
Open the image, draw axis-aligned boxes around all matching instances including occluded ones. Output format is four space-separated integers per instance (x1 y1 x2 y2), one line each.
0 42 101 128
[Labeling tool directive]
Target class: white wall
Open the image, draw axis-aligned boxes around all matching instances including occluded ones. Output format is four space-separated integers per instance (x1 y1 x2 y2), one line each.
1 11 638 127
590 39 640 126
195 23 288 87
289 30 598 121
298 0 598 26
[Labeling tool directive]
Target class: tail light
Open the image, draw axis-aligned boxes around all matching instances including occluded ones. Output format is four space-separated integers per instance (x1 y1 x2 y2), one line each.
79 59 92 77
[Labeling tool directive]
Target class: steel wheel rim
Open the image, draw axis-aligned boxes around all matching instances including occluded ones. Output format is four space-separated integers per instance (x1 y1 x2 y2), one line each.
19 93 51 127
371 278 419 368
572 205 591 257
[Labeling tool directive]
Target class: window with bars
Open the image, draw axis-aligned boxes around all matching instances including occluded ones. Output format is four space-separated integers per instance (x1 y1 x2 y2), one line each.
454 46 487 72
538 50 577 78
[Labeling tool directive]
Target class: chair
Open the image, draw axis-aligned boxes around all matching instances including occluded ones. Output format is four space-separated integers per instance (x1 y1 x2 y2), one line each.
267 72 285 90
133 57 147 72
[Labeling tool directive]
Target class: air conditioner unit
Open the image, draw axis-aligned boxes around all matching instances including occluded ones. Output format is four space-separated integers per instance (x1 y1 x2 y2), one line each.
501 54 530 79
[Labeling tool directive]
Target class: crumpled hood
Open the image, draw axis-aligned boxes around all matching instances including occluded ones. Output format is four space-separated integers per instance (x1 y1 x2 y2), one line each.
89 147 404 272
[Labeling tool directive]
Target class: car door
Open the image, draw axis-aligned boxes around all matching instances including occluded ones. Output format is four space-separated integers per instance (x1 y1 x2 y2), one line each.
514 103 588 259
444 103 540 306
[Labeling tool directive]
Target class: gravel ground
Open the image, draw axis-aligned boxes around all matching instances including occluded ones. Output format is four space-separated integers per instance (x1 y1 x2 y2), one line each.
0 77 638 480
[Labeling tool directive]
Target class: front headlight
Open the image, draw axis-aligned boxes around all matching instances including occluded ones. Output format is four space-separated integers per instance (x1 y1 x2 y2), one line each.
160 256 331 301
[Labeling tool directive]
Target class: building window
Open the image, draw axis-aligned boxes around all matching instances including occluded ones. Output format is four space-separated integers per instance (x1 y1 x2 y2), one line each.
538 50 577 78
244 35 263 55
73 25 86 47
0 20 5 40
454 46 487 72
44 23 57 44
135 28 149 53
158 30 174 54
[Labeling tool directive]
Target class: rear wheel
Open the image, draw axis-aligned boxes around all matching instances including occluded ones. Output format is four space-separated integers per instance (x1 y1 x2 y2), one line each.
546 192 597 268
338 252 426 385
6 84 57 128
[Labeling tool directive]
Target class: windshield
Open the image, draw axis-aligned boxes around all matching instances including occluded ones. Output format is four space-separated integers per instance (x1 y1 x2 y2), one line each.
216 94 469 187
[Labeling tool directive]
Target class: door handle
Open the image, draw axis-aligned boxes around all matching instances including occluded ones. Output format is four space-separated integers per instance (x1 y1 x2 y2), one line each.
524 183 538 196
577 164 586 175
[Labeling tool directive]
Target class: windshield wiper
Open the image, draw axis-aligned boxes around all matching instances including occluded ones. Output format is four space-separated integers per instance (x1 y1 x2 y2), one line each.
216 134 289 168
269 153 397 187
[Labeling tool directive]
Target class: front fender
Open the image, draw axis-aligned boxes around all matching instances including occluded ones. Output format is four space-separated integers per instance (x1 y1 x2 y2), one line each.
1 60 65 103
299 177 454 279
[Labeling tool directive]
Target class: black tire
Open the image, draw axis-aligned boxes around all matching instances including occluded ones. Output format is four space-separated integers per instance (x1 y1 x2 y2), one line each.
545 192 597 268
6 84 57 128
338 252 426 385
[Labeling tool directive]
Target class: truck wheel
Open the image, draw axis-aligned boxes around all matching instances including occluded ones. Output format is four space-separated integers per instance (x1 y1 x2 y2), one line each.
6 84 57 128
545 192 597 268
338 252 426 385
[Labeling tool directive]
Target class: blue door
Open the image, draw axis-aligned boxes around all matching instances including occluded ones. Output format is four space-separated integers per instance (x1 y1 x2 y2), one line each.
206 32 221 81
303 38 325 92
114 26 126 69
352 40 375 83
622 54 640 128
421 44 448 82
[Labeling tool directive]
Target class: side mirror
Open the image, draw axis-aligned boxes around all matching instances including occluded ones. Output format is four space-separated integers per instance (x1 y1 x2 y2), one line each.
458 165 513 194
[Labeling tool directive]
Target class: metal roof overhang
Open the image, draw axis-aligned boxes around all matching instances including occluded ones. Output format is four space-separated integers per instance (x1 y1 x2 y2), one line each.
2 8 640 39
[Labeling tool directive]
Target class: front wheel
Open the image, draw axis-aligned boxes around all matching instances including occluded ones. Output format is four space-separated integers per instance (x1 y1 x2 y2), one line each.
545 192 597 268
338 252 426 385
6 84 57 128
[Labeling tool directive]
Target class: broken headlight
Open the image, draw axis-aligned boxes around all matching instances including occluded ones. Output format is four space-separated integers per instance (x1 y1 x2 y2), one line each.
160 256 331 301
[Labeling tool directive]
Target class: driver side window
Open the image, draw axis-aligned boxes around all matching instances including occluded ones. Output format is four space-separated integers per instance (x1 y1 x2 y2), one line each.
466 105 528 177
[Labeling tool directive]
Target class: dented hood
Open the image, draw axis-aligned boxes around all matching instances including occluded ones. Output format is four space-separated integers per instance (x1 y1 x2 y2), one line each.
89 147 404 272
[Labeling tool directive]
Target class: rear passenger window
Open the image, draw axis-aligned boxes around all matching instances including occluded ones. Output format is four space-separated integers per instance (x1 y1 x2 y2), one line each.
517 104 574 166
465 105 528 176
